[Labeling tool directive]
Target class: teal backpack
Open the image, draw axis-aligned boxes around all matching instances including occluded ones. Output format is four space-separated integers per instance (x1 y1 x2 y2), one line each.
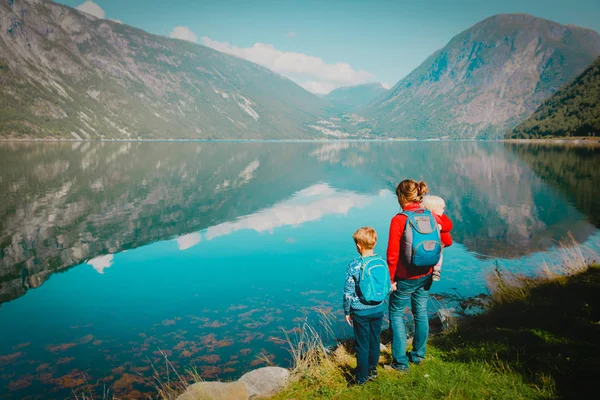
357 256 392 305
400 209 442 269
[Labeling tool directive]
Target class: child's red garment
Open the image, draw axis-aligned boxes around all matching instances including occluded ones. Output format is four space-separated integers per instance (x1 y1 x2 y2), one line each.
387 203 453 281
432 213 453 247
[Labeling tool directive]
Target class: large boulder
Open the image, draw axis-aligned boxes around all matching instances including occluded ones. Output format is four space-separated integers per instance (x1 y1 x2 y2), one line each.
238 367 290 399
176 381 248 400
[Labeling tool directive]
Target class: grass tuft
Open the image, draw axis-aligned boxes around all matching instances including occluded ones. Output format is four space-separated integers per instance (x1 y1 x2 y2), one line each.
147 349 202 400
487 232 596 305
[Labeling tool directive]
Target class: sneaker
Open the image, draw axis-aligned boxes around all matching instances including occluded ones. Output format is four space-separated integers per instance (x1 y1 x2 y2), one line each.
409 356 425 365
384 364 408 372
349 378 368 386
367 370 378 381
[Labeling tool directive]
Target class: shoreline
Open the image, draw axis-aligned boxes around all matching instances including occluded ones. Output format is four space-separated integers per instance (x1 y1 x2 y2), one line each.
0 137 598 144
504 137 600 145
0 137 480 143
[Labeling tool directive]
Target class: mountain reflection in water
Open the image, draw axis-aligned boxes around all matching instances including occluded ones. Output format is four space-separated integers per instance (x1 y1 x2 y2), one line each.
2 141 597 304
0 141 599 399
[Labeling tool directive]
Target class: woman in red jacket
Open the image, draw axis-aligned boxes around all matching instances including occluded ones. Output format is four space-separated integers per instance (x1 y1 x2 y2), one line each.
386 179 452 371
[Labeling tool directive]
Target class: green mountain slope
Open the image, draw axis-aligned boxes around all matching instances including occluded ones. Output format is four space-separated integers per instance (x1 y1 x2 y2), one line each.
0 0 326 139
324 82 388 113
508 57 600 138
360 14 600 139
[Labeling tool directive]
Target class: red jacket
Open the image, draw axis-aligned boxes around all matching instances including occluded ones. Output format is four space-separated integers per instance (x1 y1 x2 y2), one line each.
387 202 453 281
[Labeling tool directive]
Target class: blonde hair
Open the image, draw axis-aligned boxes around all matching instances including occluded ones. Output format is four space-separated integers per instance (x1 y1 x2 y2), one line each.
396 179 428 206
421 195 445 212
353 227 377 250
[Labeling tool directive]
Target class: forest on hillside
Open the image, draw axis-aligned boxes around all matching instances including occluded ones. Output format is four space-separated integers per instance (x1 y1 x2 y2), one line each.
509 57 600 138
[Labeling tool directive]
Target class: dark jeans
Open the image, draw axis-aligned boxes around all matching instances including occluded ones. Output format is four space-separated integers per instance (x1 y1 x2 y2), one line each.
353 311 384 383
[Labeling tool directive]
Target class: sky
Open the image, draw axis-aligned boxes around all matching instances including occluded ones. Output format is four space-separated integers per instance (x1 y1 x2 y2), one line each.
56 0 600 94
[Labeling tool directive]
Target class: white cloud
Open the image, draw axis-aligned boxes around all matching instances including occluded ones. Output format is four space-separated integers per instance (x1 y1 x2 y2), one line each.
87 254 114 274
381 82 392 89
176 232 201 250
110 19 122 24
170 26 198 43
201 36 374 94
76 1 105 19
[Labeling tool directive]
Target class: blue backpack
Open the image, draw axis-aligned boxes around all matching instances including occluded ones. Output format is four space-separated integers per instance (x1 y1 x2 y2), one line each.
357 256 392 305
401 209 442 269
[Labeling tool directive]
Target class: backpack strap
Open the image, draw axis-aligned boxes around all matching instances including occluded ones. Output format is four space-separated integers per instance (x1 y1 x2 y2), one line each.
400 208 425 216
359 256 377 273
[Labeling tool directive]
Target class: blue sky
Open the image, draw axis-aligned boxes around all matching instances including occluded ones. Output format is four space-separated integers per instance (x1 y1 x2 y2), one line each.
57 0 600 93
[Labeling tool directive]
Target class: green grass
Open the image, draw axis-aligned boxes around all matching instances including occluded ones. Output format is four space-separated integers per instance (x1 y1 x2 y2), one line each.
273 347 551 399
272 265 600 399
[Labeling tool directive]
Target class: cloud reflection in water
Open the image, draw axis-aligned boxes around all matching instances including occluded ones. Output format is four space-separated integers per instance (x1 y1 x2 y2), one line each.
86 255 114 274
174 183 373 249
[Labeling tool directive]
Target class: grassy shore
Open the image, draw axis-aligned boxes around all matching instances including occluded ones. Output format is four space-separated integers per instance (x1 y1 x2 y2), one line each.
271 264 600 400
503 137 600 146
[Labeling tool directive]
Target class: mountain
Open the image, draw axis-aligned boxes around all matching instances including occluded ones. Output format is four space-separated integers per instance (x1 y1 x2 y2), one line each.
360 14 600 139
0 0 326 139
508 56 600 138
324 82 388 113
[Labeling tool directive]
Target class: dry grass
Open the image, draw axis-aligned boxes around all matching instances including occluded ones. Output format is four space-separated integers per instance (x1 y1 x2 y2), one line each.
553 232 595 275
74 349 202 400
486 263 537 304
284 307 336 378
149 349 202 400
487 232 598 304
73 382 113 400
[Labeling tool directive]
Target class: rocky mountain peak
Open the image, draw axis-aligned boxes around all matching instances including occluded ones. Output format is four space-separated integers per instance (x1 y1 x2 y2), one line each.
363 13 600 139
0 0 325 139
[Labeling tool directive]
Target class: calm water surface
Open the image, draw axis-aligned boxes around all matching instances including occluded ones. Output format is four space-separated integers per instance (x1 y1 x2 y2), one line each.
0 141 599 399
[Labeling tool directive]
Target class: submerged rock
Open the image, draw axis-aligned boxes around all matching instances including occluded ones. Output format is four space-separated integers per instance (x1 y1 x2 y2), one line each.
239 366 290 399
176 381 248 400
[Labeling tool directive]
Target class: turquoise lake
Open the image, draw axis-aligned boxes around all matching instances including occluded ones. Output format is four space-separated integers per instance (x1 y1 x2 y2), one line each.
0 141 599 399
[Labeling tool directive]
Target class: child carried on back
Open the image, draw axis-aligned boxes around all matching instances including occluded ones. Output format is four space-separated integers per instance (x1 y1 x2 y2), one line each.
420 195 453 281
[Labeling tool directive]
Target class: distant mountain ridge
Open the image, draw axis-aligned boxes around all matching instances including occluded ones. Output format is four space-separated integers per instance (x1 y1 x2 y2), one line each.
1 6 600 140
324 82 388 113
0 0 326 139
360 14 600 139
508 56 600 138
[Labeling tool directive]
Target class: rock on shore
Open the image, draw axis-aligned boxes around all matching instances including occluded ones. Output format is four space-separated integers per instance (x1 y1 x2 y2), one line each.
176 366 291 400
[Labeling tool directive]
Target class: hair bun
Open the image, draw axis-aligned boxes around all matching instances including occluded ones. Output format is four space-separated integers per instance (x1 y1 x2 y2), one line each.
418 181 429 196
